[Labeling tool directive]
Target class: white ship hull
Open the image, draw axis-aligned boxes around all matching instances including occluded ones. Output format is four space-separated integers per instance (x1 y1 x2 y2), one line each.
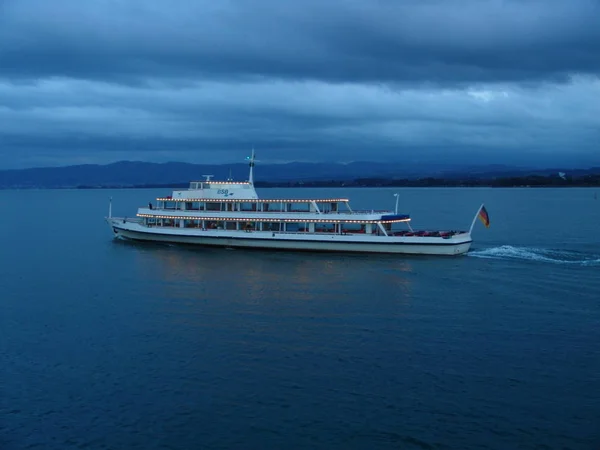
107 218 472 256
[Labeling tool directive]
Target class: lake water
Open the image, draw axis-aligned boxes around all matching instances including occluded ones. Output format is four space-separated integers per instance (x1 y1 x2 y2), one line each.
1 187 599 450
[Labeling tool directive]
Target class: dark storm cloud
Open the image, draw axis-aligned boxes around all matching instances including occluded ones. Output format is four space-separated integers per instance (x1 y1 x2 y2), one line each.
1 0 599 84
0 0 599 169
2 74 600 168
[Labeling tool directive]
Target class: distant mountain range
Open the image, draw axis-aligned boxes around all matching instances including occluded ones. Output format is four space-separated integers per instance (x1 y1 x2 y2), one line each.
1 160 599 188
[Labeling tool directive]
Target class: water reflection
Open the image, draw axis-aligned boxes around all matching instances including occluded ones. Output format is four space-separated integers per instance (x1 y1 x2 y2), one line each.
115 240 415 309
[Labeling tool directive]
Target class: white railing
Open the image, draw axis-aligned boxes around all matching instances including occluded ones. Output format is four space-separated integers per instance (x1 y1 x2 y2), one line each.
351 209 394 214
146 208 388 216
119 217 142 224
139 226 375 236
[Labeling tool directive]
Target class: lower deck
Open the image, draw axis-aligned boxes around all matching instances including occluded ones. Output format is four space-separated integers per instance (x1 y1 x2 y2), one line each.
133 216 467 238
107 218 472 256
141 216 387 234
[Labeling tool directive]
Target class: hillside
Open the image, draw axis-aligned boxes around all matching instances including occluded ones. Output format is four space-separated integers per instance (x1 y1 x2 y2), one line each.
1 160 599 188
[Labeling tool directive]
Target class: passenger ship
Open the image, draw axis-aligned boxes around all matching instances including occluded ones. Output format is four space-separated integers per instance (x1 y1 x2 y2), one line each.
106 152 487 255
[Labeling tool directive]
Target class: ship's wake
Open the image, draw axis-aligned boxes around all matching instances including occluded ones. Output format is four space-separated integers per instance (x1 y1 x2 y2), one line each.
468 245 600 266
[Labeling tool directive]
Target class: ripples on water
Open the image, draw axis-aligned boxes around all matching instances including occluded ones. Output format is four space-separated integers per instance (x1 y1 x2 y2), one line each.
1 188 599 449
469 245 600 266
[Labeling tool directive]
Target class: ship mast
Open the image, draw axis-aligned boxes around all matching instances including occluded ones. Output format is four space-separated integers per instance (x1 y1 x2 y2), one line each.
247 148 256 184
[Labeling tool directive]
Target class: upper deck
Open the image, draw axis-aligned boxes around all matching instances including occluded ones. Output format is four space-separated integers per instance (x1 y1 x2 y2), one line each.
151 196 387 215
155 196 351 205
168 179 259 201
141 196 410 224
142 150 410 224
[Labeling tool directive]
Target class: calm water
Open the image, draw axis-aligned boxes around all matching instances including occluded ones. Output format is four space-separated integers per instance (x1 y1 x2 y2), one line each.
1 187 599 450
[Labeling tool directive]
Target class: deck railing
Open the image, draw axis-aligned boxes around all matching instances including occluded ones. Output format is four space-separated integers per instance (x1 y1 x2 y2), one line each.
144 208 392 215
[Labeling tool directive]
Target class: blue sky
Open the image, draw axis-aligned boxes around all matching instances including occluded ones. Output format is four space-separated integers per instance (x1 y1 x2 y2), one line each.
1 0 599 169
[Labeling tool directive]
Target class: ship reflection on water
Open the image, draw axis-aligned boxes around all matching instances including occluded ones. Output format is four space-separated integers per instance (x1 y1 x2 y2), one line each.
116 240 415 311
114 240 418 367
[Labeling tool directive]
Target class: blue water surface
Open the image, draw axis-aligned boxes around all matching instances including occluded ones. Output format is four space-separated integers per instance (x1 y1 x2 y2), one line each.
1 187 599 449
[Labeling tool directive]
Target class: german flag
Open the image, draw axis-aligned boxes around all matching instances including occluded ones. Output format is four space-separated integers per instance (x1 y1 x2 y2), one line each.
478 205 490 228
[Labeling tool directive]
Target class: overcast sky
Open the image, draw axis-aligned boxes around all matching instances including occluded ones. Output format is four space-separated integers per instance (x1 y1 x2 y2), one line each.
1 0 599 169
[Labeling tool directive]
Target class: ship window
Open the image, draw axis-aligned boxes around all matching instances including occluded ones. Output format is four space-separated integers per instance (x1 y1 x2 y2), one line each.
286 222 301 232
315 223 335 233
183 219 199 228
261 221 279 231
240 202 257 211
289 204 309 212
341 223 363 233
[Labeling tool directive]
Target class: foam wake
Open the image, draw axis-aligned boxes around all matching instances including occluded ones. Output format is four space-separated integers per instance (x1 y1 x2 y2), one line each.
468 245 600 266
